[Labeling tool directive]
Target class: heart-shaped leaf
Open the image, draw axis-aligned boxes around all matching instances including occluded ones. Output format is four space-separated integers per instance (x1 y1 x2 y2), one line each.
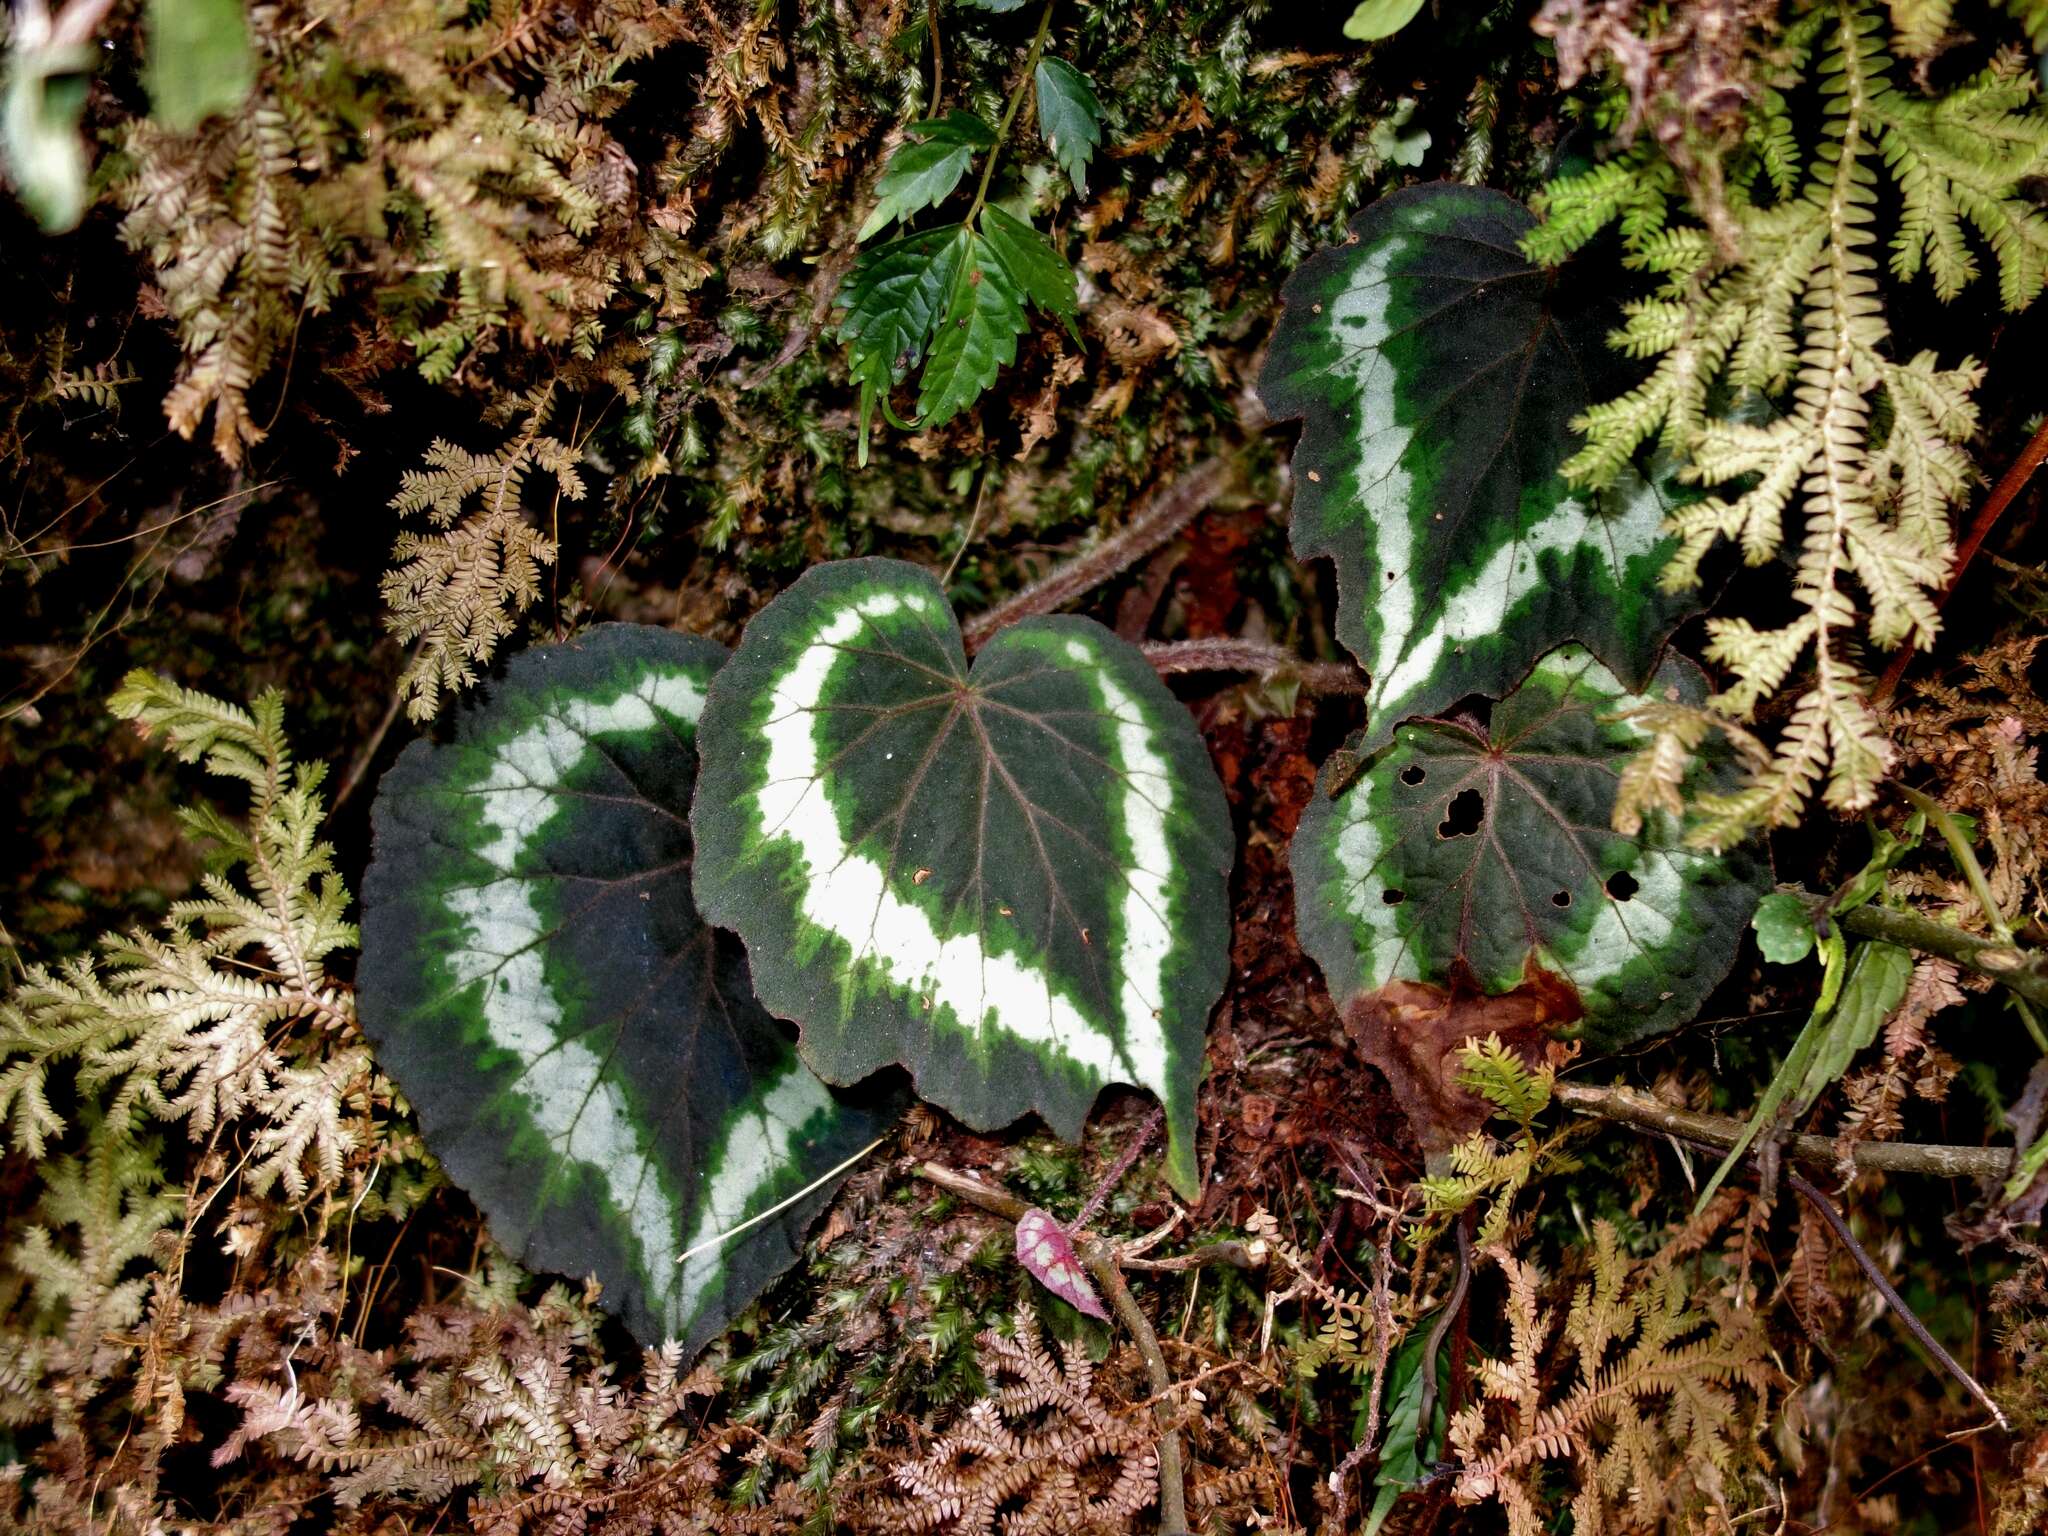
1292 644 1769 1054
1259 182 1700 752
358 625 893 1352
691 559 1232 1202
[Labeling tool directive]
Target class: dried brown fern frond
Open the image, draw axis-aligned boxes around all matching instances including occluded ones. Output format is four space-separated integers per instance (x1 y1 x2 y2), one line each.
863 1307 1158 1536
116 0 693 464
380 386 581 720
1448 1220 1777 1535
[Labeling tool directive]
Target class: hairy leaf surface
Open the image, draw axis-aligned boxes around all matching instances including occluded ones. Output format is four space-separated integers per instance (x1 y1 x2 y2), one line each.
691 559 1232 1200
1293 646 1768 1051
918 233 1028 428
359 626 890 1352
1260 182 1699 750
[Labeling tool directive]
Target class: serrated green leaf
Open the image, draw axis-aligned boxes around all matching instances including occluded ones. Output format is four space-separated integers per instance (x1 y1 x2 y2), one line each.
1260 183 1701 752
1752 891 1816 965
145 0 254 133
358 625 893 1352
839 224 972 457
979 204 1080 340
858 117 993 241
691 559 1234 1202
1292 645 1769 1051
1034 57 1102 194
917 232 1028 428
1345 0 1426 40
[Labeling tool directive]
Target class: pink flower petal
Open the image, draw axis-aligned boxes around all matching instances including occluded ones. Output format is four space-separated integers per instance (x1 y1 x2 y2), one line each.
1015 1208 1108 1320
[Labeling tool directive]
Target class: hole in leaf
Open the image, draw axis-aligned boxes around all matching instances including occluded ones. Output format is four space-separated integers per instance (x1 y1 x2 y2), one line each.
1551 890 1571 908
1606 871 1639 902
1382 888 1405 905
1437 788 1484 839
1399 764 1426 786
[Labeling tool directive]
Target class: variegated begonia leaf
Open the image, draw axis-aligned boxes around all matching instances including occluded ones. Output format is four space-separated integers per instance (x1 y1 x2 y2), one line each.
1016 1208 1108 1320
690 559 1232 1202
1292 645 1769 1052
1259 182 1699 751
358 625 892 1352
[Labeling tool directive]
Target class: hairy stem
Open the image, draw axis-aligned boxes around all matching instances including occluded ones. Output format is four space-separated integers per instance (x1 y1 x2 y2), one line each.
962 459 1229 650
1141 638 1366 694
1835 904 2048 1012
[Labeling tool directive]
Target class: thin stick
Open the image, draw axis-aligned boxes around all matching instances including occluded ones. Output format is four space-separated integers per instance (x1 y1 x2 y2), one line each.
1553 1081 2013 1180
961 460 1228 650
675 1137 886 1264
943 465 992 586
1876 414 2048 706
1786 1168 2010 1431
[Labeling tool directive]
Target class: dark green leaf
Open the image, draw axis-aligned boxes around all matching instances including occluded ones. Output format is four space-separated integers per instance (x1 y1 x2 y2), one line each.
957 0 1031 9
1034 57 1102 193
359 626 892 1352
979 204 1080 340
1259 183 1700 751
145 0 255 133
1751 891 1816 965
858 120 991 241
1345 0 1426 40
691 559 1234 1202
1292 645 1769 1051
839 224 972 456
917 232 1028 428
912 108 998 149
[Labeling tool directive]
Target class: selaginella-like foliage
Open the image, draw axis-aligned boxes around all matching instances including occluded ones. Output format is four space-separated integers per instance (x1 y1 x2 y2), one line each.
0 675 365 1200
1528 1 2048 844
358 623 892 1351
691 558 1233 1202
1259 181 1700 751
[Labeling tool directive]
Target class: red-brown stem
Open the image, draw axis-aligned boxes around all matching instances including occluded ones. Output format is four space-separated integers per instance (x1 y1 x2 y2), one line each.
1142 637 1366 695
961 460 1228 651
1875 414 2048 707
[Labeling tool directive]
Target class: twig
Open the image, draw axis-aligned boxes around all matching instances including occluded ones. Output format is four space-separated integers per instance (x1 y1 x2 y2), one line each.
916 1161 1207 1532
1553 1081 2013 1180
1141 637 1366 694
963 0 1057 227
1120 1239 1263 1272
1786 1168 2010 1432
961 460 1228 650
1835 905 2048 1012
1875 413 2048 707
332 651 420 812
1328 1223 1399 1528
1090 1250 1190 1536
